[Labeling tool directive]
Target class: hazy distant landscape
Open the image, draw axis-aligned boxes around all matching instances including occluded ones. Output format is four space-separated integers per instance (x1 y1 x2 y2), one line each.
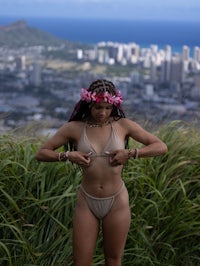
0 19 200 134
1 17 200 51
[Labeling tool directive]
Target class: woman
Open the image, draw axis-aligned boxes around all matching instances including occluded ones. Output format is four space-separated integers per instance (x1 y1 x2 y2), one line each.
35 79 167 266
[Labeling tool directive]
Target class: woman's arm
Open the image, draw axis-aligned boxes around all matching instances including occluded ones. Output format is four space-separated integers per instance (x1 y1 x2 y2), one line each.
35 123 72 162
35 122 92 166
124 118 168 157
108 118 167 166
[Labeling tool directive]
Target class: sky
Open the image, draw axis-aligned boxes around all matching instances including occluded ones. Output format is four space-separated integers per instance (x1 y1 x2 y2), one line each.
0 0 200 22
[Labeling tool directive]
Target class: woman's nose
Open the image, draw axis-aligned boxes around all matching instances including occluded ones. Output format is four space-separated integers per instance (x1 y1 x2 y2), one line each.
100 108 107 115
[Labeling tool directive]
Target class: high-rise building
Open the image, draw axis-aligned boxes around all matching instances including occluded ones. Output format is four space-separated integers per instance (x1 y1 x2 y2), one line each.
182 45 190 61
15 55 26 71
127 43 140 64
165 45 172 61
160 45 172 83
193 46 200 62
150 56 157 83
182 46 190 76
117 44 124 63
170 55 183 84
30 62 41 87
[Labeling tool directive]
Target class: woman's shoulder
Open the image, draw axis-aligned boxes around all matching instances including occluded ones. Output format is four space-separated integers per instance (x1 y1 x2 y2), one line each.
68 120 85 127
113 118 141 134
58 120 85 134
55 121 85 142
114 117 136 126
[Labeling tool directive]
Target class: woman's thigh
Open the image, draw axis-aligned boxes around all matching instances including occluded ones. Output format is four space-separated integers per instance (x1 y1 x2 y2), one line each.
72 191 100 265
102 186 131 259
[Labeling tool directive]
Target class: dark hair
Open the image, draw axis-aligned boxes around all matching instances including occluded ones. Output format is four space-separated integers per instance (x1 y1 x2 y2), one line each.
68 79 126 122
66 79 127 151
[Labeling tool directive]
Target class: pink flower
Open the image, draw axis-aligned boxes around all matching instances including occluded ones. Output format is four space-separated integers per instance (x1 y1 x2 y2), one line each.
91 92 97 101
81 88 92 102
80 88 123 106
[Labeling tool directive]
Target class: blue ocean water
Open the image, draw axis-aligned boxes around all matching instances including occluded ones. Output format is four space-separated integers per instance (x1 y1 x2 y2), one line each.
0 16 200 53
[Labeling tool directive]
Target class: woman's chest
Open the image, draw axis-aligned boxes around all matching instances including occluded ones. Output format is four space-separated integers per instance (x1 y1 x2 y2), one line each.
78 125 125 154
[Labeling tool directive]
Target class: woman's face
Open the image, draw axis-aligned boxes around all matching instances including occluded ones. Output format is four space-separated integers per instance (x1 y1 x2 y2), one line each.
90 101 113 124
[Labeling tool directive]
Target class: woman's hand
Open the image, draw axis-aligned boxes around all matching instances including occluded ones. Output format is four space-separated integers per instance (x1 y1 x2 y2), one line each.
68 151 92 166
106 149 129 166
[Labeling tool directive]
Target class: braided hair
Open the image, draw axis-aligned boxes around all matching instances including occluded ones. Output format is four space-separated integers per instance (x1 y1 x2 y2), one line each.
66 79 127 151
68 79 126 122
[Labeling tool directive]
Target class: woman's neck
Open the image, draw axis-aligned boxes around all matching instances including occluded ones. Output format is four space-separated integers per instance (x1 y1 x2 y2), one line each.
86 118 111 128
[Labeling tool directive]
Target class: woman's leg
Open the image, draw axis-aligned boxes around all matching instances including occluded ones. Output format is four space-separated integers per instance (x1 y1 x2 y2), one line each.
102 187 131 266
72 191 100 266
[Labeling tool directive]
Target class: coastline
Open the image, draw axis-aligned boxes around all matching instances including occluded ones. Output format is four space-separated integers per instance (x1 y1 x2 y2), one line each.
0 16 200 53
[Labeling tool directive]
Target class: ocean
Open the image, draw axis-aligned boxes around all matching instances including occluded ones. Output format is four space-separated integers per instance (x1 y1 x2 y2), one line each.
0 16 200 53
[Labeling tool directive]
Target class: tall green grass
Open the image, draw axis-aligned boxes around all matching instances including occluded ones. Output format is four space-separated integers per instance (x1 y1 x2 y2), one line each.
0 121 200 265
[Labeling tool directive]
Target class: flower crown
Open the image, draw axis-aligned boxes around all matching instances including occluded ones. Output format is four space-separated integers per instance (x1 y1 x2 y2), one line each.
80 88 123 107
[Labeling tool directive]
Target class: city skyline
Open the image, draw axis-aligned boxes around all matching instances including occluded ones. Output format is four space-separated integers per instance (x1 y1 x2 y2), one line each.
0 0 200 22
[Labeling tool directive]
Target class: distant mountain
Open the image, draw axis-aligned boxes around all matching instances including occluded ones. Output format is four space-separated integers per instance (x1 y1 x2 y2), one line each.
0 20 68 47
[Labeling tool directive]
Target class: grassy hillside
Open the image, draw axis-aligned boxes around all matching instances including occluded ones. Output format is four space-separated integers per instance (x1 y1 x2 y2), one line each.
0 19 92 49
0 20 66 47
0 121 200 265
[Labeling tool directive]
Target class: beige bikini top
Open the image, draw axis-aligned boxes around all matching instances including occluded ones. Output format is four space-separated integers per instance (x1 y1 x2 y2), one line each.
77 122 125 157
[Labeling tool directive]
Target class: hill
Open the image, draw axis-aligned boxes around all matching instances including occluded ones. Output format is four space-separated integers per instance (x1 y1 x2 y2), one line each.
0 19 68 47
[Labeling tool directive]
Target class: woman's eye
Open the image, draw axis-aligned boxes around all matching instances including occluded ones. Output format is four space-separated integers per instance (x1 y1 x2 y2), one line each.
94 105 113 110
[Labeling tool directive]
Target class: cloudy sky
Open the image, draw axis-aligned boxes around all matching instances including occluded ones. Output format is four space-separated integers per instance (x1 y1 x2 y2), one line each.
0 0 200 21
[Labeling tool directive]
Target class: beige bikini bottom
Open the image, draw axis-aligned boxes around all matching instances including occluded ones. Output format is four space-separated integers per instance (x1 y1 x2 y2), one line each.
80 182 124 219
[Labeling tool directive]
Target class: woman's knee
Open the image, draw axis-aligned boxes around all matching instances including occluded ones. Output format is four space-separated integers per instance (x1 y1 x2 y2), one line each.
105 254 122 266
73 257 93 266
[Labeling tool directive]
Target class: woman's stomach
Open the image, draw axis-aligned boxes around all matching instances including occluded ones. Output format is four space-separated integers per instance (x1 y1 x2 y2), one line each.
80 156 124 197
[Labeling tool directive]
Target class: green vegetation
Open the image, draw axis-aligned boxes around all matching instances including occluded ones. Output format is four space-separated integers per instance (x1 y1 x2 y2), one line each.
0 121 200 265
0 26 63 48
106 64 136 77
0 20 93 49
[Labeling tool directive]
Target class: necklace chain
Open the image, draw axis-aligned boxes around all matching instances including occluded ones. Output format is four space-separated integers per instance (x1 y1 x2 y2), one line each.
87 119 110 128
